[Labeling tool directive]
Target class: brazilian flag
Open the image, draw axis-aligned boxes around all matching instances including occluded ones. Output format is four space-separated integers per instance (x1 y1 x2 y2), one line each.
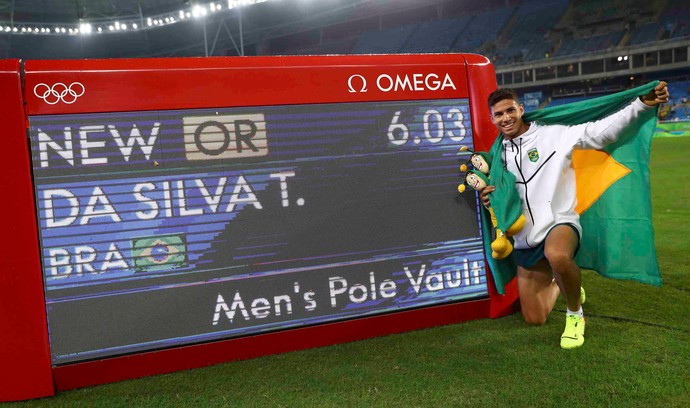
485 81 662 294
131 234 187 272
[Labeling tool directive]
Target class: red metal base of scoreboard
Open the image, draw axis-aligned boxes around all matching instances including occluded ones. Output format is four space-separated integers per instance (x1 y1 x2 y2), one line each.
53 298 490 390
0 60 55 402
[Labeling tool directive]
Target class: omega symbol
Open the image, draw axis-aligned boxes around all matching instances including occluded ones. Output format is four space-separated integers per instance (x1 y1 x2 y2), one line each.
347 74 368 93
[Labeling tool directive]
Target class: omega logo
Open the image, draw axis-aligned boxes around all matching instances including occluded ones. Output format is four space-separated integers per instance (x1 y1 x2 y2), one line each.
347 74 368 93
347 73 456 93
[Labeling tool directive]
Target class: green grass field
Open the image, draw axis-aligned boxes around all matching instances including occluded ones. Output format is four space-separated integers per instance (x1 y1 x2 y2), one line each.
9 138 690 408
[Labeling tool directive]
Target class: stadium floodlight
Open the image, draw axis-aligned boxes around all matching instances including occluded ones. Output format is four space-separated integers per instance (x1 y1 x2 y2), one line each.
0 0 274 37
192 5 208 18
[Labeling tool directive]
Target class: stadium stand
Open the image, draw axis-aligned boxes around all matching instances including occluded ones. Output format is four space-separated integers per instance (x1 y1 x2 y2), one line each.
658 0 690 40
547 95 590 107
281 37 358 56
521 91 545 112
628 23 662 46
400 16 469 53
352 24 417 54
663 80 690 120
451 6 514 54
491 0 570 64
555 31 625 57
351 5 516 56
266 0 687 72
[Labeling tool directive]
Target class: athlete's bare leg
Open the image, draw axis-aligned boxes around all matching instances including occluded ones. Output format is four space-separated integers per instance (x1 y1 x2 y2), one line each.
543 225 581 312
517 259 560 325
517 225 581 324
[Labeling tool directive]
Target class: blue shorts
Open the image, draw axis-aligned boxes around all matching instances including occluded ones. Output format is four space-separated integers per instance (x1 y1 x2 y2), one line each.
512 223 580 268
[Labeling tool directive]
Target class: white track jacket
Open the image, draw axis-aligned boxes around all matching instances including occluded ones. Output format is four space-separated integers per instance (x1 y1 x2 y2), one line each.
502 98 654 249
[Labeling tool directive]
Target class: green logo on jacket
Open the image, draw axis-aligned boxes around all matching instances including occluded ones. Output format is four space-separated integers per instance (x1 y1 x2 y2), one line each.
528 148 539 162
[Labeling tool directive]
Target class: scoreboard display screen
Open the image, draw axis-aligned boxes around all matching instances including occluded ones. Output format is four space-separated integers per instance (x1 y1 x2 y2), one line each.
0 54 511 400
29 98 487 363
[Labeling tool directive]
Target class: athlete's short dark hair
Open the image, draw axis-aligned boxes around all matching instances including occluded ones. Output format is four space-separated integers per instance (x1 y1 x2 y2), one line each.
488 88 520 109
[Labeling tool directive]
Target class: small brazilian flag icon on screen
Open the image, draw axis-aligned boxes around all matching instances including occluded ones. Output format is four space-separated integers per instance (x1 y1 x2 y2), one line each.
131 234 187 272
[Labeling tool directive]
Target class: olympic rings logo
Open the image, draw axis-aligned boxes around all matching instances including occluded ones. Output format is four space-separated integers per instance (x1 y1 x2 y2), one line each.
33 82 85 105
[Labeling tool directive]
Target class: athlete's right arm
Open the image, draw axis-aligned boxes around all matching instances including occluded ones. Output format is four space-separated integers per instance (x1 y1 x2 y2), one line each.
559 96 658 151
568 98 654 150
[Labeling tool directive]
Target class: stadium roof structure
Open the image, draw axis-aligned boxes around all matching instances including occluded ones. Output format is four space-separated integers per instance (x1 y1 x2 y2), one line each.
0 0 451 59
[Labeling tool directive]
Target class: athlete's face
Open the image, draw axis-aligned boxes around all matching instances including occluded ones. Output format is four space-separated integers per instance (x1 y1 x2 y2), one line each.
490 99 526 139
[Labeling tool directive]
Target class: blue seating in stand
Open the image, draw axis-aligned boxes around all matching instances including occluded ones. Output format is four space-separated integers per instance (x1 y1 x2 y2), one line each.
352 24 418 54
400 17 469 53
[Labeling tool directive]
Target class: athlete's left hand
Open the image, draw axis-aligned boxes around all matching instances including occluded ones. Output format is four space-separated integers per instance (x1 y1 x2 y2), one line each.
641 81 669 106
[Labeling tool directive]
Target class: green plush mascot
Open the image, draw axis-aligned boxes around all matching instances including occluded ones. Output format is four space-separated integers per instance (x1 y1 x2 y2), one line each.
457 146 526 259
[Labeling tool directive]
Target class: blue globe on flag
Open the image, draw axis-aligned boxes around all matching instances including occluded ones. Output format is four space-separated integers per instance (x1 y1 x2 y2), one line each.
151 243 171 263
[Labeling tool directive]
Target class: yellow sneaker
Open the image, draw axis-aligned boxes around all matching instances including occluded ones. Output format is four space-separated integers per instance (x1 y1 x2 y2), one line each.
580 287 586 305
560 314 585 349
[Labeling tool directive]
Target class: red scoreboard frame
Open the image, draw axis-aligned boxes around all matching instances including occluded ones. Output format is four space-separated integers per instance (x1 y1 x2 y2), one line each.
0 54 518 401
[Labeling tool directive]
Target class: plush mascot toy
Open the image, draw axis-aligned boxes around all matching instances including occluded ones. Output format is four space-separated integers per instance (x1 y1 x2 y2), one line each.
457 146 526 259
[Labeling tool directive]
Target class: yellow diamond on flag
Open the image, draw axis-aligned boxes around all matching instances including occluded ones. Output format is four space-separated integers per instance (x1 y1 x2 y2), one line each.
572 150 631 215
